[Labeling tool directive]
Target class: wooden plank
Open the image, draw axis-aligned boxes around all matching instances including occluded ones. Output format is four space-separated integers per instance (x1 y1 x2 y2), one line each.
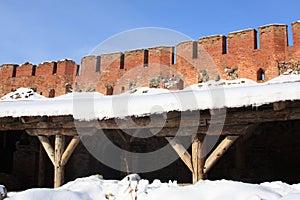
0 117 17 124
204 135 239 174
26 129 77 136
192 135 206 184
165 137 193 173
50 115 74 123
54 135 65 188
154 124 250 137
37 136 55 166
25 124 250 137
20 116 44 124
60 136 80 167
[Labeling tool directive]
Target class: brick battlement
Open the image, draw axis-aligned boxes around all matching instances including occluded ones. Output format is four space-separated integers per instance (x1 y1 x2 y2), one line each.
1 21 300 96
0 60 78 97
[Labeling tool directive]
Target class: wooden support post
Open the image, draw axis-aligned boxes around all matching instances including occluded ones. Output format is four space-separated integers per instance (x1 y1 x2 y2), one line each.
204 135 239 174
192 135 206 184
37 135 80 188
166 137 193 173
54 135 65 188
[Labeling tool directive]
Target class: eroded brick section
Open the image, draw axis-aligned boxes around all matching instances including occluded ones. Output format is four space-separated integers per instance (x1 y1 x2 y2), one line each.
278 60 300 75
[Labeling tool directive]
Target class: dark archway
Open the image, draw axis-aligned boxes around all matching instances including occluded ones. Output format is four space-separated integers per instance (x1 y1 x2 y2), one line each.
49 89 55 98
257 68 265 81
106 85 114 95
0 131 40 190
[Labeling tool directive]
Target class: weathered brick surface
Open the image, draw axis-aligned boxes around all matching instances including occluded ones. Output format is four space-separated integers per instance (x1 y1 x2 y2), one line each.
0 60 77 97
1 21 300 97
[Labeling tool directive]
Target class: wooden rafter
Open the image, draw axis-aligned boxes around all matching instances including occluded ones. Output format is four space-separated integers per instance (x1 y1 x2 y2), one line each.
165 137 193 173
204 135 239 174
61 136 80 166
37 136 55 166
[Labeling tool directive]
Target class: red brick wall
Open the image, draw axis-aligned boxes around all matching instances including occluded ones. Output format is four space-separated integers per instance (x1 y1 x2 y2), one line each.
1 21 300 97
0 60 77 97
78 21 300 94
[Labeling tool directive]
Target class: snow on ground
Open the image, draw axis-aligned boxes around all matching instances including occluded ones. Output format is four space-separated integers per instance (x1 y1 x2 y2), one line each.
0 185 7 199
266 74 300 84
1 75 300 120
1 88 45 101
5 174 300 200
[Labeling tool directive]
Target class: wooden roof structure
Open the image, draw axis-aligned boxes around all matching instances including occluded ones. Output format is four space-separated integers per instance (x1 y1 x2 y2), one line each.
1 99 299 187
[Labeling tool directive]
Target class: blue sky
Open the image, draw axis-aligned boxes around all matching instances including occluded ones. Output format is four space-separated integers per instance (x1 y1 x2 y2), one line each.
0 0 299 65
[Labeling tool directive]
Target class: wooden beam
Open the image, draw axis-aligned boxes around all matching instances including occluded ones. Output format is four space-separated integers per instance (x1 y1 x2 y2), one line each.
25 124 251 137
20 116 44 124
3 101 300 132
273 101 286 111
192 135 206 184
26 128 77 136
204 135 239 174
165 137 193 173
60 136 80 167
37 136 55 166
54 135 65 188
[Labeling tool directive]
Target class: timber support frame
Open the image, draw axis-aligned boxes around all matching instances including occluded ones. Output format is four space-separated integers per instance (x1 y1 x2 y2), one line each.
36 134 80 188
167 134 240 184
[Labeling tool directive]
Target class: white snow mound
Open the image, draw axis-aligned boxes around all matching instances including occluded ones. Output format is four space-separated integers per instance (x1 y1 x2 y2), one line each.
6 175 300 200
1 88 45 101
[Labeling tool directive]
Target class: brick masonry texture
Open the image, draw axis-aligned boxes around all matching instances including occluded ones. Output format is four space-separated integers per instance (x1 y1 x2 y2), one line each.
1 22 300 97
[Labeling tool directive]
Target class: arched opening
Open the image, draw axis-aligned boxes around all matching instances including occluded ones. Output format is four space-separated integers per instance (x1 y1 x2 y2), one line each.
65 84 72 93
106 85 113 95
257 68 265 81
177 79 184 90
48 89 55 98
121 86 125 93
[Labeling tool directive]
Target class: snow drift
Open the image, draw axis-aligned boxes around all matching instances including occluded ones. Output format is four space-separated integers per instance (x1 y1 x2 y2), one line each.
6 174 300 200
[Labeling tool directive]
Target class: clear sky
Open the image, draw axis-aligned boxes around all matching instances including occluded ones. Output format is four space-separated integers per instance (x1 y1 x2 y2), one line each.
0 0 299 65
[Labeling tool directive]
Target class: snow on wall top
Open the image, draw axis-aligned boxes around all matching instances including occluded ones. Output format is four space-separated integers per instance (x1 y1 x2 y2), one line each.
1 88 46 101
1 75 300 120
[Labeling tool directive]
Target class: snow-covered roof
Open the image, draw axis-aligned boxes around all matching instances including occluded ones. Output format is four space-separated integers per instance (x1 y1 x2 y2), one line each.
1 75 300 120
